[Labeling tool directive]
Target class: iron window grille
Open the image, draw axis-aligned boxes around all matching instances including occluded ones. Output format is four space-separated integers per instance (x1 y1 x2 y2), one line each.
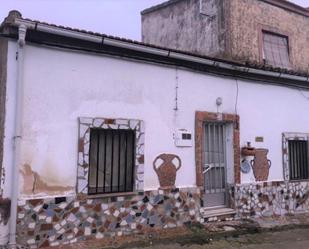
262 31 290 69
88 128 136 195
288 140 309 181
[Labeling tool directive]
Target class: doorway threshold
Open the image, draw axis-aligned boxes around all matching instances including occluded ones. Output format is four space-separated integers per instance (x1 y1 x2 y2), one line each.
200 207 236 219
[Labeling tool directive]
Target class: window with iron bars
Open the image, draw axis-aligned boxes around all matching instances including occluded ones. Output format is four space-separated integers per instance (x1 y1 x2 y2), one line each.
88 128 135 195
262 31 290 69
288 140 309 181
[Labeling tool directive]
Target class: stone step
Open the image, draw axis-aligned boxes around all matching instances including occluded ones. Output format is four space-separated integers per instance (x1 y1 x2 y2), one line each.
200 207 236 221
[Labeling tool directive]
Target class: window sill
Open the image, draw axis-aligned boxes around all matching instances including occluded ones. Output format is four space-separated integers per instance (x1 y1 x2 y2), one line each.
288 179 309 183
87 191 142 199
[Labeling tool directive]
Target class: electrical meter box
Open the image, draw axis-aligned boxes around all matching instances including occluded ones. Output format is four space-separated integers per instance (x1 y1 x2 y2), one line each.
174 129 193 147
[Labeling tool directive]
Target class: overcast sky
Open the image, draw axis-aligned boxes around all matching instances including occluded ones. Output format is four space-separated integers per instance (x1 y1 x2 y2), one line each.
0 0 307 41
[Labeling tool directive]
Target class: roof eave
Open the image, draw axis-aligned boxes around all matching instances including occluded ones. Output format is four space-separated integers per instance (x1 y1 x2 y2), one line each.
2 16 309 88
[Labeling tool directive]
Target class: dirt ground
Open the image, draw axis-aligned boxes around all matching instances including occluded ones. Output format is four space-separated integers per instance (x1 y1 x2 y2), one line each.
139 228 309 249
45 214 309 249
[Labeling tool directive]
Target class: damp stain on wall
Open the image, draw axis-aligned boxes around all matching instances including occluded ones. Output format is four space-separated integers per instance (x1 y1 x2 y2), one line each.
0 198 10 225
20 164 74 195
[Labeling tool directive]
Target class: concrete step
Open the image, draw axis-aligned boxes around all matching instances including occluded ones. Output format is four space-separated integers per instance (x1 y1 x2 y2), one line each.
200 207 236 221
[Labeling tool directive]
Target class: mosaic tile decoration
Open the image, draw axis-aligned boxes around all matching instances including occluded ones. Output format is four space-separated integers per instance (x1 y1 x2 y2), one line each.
282 133 309 181
18 179 309 248
17 188 201 248
78 117 145 194
234 181 309 217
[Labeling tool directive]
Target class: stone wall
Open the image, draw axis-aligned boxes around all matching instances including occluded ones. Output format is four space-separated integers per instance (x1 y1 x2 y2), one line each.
229 0 309 73
141 0 229 58
235 181 309 217
17 188 201 248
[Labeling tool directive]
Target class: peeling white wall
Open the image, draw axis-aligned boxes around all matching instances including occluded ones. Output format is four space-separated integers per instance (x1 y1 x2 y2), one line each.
4 42 309 199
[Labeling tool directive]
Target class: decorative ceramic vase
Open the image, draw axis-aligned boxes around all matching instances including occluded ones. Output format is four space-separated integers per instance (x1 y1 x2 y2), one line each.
153 154 181 190
250 148 271 181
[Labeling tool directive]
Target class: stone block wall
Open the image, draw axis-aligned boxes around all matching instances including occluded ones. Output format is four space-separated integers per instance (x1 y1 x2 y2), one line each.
16 188 201 248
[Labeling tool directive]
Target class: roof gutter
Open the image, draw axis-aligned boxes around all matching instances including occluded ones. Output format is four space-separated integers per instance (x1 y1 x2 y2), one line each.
14 18 309 85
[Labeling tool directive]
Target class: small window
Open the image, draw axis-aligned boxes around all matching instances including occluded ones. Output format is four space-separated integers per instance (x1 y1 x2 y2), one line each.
262 31 290 69
288 140 309 181
88 129 135 195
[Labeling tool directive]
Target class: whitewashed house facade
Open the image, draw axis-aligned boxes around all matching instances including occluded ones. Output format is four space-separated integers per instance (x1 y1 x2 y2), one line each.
0 5 309 248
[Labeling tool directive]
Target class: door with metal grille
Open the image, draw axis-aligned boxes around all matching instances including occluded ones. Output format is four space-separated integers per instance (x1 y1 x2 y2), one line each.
203 123 227 208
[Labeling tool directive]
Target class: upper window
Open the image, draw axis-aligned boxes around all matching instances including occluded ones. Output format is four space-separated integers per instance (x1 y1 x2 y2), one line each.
88 129 135 195
283 133 309 181
262 31 290 69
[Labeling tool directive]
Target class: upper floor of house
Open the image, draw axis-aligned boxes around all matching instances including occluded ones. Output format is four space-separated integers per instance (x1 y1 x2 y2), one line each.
142 0 309 74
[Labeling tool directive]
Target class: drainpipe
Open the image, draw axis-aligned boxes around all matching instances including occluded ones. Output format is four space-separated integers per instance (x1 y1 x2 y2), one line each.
8 24 27 249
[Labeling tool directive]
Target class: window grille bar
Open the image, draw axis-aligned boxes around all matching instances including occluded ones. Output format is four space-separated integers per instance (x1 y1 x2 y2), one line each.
212 124 216 193
290 140 295 179
131 132 135 191
204 124 208 192
96 130 100 193
295 141 297 179
292 141 296 179
223 125 227 189
298 143 304 179
295 141 298 179
307 142 309 179
208 124 214 193
206 124 210 192
299 142 301 178
301 141 305 179
288 140 309 180
103 131 107 193
303 142 309 179
214 125 220 193
118 132 121 192
297 141 301 179
293 141 296 179
218 125 223 191
204 125 207 191
124 132 128 191
303 141 308 179
110 130 114 192
303 142 307 178
211 124 215 193
297 141 300 179
88 129 135 195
